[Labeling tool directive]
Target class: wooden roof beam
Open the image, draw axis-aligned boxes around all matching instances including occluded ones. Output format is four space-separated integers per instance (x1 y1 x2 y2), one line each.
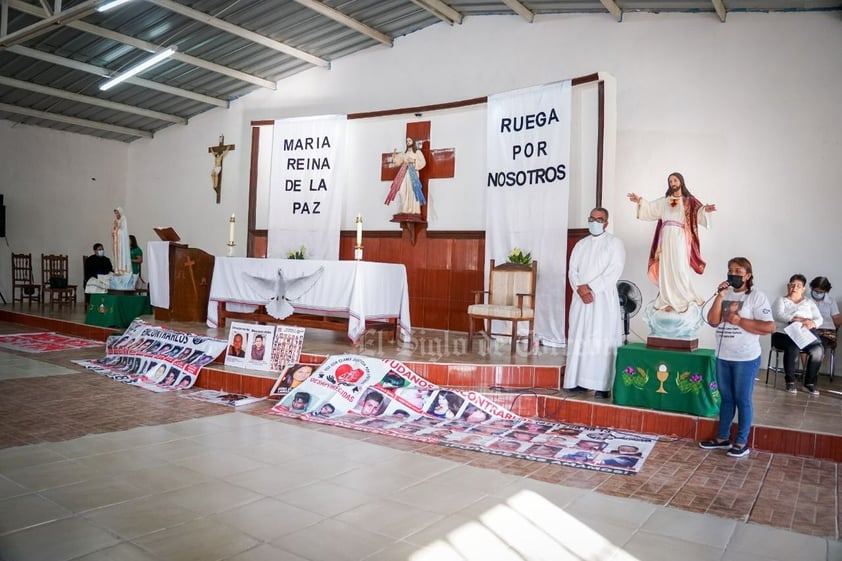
502 0 534 23
8 0 277 90
0 102 152 138
147 0 329 68
600 0 623 21
712 0 727 21
293 0 392 46
411 0 463 25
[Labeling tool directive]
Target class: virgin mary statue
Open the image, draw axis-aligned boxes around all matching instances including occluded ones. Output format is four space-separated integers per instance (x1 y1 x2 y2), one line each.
112 207 132 275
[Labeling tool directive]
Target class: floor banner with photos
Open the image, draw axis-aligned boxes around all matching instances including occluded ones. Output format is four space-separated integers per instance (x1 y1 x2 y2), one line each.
224 321 305 373
73 318 227 392
269 361 324 398
0 332 103 353
269 354 656 475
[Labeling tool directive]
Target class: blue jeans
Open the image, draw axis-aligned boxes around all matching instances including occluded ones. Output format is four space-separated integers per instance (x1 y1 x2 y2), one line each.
716 356 760 446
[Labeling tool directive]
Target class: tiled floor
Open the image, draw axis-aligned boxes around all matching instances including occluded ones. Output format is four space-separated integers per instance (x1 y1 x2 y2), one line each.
0 318 840 560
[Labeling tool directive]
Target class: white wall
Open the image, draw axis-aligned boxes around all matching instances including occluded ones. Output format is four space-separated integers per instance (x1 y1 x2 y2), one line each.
0 120 128 292
2 11 840 354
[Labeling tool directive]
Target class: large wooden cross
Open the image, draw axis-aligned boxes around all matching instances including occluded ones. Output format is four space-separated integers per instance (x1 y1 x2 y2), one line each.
381 121 455 242
209 135 235 204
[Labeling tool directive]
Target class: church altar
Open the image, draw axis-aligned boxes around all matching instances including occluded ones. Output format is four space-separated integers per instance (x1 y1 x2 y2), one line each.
206 257 411 344
613 343 720 418
85 293 152 329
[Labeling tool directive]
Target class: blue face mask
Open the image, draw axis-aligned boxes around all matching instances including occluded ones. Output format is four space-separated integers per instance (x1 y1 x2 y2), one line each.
588 222 605 236
811 290 825 301
96 250 104 257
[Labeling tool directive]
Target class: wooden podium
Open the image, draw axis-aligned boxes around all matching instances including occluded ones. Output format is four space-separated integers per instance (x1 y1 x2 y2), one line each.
153 241 215 323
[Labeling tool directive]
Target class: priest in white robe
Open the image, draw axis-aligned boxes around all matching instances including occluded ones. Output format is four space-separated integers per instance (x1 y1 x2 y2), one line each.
564 207 625 397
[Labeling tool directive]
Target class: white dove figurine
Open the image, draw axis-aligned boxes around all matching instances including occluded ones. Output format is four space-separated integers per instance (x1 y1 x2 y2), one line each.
244 266 325 320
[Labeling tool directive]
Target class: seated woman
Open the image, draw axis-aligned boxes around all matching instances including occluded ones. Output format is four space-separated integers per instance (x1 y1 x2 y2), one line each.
771 274 824 395
809 276 841 350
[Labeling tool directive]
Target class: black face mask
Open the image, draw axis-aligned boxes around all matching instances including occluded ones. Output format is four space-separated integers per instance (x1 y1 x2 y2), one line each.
727 274 745 289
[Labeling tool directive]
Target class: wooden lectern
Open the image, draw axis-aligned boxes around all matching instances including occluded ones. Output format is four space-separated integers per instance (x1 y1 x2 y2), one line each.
152 228 215 323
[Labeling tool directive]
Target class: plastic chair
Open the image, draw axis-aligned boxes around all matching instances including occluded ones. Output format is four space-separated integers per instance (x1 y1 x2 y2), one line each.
468 259 537 354
11 253 42 305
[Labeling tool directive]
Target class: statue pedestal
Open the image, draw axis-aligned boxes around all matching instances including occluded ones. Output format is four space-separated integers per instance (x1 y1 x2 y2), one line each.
390 214 426 245
647 336 699 352
643 301 704 352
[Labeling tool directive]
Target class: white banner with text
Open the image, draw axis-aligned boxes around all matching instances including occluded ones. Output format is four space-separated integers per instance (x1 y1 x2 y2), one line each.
486 81 572 346
268 115 347 259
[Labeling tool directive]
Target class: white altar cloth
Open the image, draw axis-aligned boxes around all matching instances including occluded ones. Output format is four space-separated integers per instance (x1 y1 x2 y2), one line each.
147 241 171 309
206 257 411 343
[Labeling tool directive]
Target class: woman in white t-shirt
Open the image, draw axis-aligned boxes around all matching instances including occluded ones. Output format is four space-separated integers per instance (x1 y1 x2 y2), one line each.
809 276 841 348
771 274 824 395
699 257 775 458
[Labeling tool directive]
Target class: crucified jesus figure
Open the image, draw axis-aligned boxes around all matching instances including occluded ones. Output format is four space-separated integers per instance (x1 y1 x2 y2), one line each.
209 135 235 204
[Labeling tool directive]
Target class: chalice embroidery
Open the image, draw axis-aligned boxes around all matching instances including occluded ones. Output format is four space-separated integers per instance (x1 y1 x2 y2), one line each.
656 363 669 394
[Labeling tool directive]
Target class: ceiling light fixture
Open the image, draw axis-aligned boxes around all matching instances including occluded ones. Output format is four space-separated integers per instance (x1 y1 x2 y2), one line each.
99 48 176 91
97 0 135 13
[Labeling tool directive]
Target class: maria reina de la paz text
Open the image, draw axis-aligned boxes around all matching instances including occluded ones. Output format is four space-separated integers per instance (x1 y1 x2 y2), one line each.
488 108 567 188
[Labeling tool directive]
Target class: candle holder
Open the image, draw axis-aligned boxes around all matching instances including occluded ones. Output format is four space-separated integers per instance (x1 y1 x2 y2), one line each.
227 214 236 256
354 213 363 261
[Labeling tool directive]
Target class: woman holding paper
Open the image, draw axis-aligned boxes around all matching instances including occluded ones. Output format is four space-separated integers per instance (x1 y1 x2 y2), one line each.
771 274 824 396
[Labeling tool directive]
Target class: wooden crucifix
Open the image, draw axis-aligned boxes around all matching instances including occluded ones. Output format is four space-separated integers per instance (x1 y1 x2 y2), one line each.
209 135 235 204
182 256 198 297
381 121 455 244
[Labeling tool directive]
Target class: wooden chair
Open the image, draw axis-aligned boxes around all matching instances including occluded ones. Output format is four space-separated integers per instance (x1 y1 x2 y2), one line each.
11 253 42 305
468 259 537 354
41 254 77 309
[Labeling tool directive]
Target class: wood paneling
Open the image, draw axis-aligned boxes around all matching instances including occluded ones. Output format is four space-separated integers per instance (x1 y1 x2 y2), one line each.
246 228 590 332
252 228 471 330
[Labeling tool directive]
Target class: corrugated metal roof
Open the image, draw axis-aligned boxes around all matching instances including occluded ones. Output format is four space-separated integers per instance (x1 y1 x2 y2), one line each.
0 0 838 142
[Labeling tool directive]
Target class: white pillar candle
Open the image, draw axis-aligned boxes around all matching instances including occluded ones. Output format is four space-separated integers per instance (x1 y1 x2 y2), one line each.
228 213 236 244
355 214 363 246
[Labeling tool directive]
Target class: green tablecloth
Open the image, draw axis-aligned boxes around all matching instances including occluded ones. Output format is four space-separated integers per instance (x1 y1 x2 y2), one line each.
86 294 152 329
613 343 721 417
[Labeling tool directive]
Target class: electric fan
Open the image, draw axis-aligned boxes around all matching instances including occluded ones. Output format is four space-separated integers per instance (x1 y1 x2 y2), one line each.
617 280 642 345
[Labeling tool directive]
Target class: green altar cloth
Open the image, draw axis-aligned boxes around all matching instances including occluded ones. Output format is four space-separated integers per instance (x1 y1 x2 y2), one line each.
86 294 152 329
613 343 721 417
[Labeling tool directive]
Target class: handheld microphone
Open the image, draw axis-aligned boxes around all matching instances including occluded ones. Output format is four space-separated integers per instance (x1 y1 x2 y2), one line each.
717 276 742 293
